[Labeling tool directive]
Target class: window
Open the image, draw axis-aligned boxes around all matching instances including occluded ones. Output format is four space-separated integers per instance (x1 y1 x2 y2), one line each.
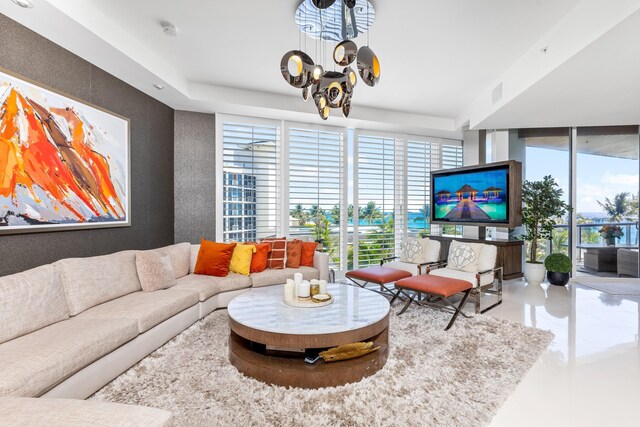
287 125 346 268
406 138 436 237
355 132 406 267
219 120 280 242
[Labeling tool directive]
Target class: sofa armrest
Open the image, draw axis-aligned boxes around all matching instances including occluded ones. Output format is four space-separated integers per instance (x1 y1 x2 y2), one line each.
380 256 398 266
313 251 330 281
426 260 448 274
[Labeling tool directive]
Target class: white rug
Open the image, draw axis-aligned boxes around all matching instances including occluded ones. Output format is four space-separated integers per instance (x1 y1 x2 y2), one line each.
572 277 640 296
92 308 553 427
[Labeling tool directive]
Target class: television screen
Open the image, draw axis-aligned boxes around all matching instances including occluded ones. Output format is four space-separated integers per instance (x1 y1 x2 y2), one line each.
432 165 509 223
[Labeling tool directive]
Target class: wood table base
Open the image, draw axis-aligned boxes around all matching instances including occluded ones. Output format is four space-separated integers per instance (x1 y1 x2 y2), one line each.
228 325 389 389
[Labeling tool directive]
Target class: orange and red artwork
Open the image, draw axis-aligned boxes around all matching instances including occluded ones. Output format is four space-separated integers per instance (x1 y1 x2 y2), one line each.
0 70 129 232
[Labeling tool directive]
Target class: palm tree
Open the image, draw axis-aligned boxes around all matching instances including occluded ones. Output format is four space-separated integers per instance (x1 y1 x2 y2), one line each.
413 204 430 235
361 201 383 225
329 205 340 225
290 203 309 226
597 192 633 222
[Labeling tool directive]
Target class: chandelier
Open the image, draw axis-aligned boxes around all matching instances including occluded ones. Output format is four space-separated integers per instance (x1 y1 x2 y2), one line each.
280 0 380 120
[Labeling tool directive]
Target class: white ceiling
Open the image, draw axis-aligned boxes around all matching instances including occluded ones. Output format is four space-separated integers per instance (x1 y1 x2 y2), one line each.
1 0 639 135
80 0 580 118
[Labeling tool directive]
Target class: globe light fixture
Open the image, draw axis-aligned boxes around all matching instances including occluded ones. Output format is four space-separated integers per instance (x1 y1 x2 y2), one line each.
281 0 379 119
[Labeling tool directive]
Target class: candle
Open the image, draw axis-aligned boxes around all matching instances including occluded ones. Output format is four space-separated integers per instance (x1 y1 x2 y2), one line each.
284 280 296 302
298 280 310 298
319 280 327 294
310 279 319 285
294 273 303 286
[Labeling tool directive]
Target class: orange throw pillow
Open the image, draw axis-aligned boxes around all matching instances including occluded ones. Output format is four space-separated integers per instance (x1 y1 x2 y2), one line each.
300 241 319 267
286 239 303 268
194 239 236 277
260 237 287 269
247 242 271 273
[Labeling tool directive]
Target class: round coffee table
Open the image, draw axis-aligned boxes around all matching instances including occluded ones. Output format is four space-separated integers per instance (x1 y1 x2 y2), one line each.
227 283 390 389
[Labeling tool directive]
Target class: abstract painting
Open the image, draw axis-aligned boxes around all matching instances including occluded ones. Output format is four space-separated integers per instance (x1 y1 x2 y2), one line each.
0 69 129 233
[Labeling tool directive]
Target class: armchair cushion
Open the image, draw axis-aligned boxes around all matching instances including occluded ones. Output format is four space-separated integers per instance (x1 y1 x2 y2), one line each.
447 240 483 272
429 268 494 288
399 237 440 264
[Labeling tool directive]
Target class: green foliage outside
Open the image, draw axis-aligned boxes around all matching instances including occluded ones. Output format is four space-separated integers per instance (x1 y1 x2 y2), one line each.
522 176 571 263
544 253 572 273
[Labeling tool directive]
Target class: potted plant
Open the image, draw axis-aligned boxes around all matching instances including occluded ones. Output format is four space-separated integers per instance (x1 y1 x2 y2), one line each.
544 253 572 286
598 225 623 246
522 176 571 285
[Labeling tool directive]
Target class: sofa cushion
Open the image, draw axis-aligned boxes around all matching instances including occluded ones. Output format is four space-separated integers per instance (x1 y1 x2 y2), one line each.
478 244 498 272
285 239 303 268
429 268 494 288
168 273 252 302
384 261 421 276
0 264 68 345
248 242 271 273
300 242 319 267
0 318 138 397
190 244 200 273
77 290 199 333
250 266 319 288
194 240 236 277
0 397 173 426
261 237 287 269
55 250 141 316
229 244 256 276
136 251 177 292
143 242 191 279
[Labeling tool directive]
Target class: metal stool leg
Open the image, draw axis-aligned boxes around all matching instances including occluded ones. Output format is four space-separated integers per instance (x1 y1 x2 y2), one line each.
444 289 472 331
397 291 416 315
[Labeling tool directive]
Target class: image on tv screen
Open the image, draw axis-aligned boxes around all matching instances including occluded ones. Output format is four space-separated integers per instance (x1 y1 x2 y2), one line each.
433 166 509 223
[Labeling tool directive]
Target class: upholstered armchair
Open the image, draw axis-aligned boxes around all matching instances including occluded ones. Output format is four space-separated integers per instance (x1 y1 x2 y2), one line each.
381 237 442 275
426 240 503 313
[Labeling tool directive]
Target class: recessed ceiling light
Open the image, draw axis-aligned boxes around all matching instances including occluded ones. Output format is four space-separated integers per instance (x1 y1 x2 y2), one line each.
160 21 178 37
153 83 165 90
11 0 34 8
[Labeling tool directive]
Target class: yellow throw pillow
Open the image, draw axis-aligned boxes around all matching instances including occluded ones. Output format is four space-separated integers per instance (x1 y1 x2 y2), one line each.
229 244 257 276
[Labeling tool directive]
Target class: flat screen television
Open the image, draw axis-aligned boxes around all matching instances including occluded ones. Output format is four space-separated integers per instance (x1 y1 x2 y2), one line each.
430 160 522 228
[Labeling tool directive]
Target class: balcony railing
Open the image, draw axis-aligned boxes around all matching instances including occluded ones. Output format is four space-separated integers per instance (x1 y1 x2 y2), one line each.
549 221 638 260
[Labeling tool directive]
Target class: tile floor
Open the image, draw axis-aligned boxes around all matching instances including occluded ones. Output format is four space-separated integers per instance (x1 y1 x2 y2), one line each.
487 279 640 427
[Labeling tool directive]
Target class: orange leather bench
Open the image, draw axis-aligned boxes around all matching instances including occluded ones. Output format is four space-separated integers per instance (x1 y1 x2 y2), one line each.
391 274 473 330
346 266 412 295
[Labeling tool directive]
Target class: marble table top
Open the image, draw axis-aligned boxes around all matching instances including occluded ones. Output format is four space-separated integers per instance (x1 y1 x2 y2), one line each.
227 283 390 335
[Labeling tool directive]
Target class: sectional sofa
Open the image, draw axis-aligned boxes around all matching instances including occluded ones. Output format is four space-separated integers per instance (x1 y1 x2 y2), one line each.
0 242 328 424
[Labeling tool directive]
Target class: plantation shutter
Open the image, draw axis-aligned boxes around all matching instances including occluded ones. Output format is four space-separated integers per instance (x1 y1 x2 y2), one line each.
287 124 345 268
355 132 406 267
221 120 281 242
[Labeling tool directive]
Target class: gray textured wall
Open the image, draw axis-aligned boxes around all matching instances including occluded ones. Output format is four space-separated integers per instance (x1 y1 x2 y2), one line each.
0 15 175 276
174 111 216 243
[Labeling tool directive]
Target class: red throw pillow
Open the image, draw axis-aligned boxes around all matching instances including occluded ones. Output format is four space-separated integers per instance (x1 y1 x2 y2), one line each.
286 239 303 268
260 237 287 269
300 241 319 267
246 242 271 273
194 239 236 277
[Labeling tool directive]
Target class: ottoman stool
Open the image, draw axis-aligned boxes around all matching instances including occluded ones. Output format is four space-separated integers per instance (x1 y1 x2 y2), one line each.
391 275 473 330
346 266 412 295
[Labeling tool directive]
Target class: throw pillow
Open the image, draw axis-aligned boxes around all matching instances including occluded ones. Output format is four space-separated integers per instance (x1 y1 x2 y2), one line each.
286 239 303 268
400 237 426 264
246 242 271 273
447 240 483 273
194 239 236 277
300 241 319 267
420 238 441 263
229 244 257 276
260 237 287 269
135 251 176 292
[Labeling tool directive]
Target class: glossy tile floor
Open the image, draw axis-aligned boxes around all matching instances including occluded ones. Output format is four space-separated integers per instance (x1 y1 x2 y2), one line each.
487 279 640 427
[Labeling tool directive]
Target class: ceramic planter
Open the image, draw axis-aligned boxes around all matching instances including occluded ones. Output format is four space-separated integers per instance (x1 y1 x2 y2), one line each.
524 262 546 286
547 271 570 286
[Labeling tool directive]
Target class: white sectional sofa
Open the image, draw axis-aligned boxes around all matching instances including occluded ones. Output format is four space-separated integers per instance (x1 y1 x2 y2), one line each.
0 242 329 420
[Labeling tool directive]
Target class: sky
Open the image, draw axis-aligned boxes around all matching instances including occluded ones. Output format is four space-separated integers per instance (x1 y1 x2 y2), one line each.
526 146 639 216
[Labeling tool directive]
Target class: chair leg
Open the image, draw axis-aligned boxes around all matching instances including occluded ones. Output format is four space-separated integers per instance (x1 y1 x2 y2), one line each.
444 289 471 331
474 288 481 314
397 291 415 315
389 288 401 305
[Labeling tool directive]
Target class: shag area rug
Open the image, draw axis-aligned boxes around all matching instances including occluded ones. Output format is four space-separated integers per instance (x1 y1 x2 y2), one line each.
92 308 553 427
572 277 640 296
